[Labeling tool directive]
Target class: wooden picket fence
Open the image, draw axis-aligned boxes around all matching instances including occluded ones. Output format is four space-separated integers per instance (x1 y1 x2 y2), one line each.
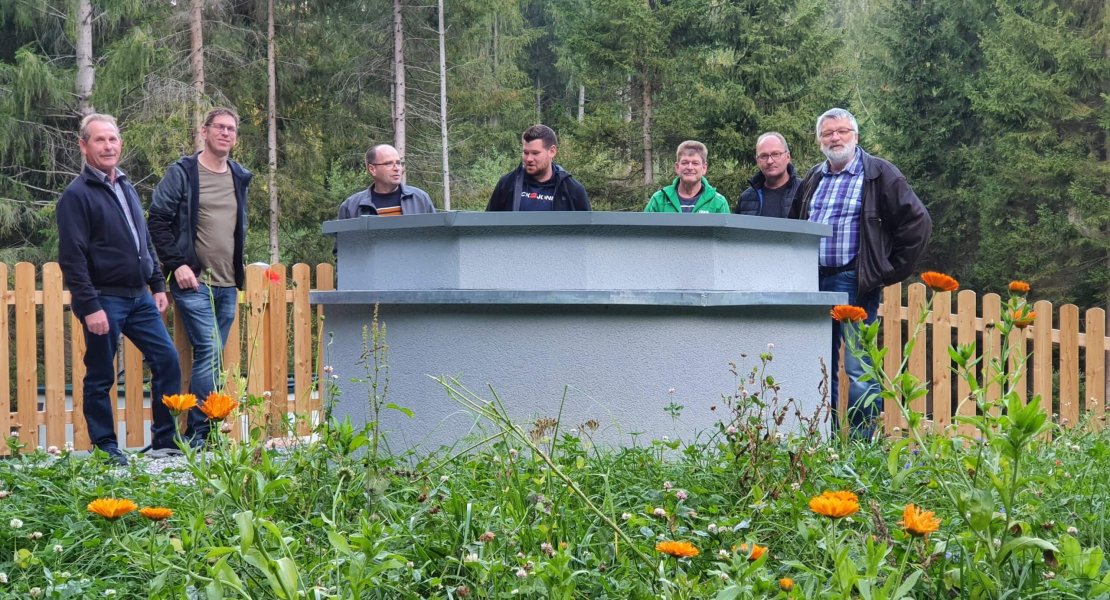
0 262 334 453
861 282 1109 436
2 264 1108 452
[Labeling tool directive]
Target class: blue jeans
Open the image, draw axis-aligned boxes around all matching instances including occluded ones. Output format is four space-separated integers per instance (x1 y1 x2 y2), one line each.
171 282 238 439
83 295 180 449
821 269 882 439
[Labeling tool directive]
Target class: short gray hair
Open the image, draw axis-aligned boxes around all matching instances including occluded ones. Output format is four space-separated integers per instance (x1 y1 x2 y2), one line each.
676 140 708 164
755 132 789 154
79 113 118 141
815 108 858 138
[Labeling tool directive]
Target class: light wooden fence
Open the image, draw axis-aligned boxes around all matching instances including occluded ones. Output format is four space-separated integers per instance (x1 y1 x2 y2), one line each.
0 262 334 453
3 266 1108 451
861 282 1109 436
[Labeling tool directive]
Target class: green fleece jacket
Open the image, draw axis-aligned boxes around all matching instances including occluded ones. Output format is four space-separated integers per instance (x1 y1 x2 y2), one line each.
644 177 730 213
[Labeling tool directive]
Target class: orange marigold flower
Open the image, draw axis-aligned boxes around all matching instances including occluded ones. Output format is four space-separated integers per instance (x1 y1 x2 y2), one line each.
200 392 239 422
779 577 795 591
830 305 867 323
1012 309 1036 329
1008 280 1030 295
139 507 174 521
655 540 699 558
162 393 198 414
809 490 860 518
87 498 137 519
921 271 959 293
735 542 767 561
900 503 941 537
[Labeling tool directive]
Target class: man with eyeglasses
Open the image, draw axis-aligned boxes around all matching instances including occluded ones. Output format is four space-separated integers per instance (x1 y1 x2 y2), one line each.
149 107 252 449
337 144 435 218
789 107 932 440
734 132 799 218
486 124 590 212
644 140 730 213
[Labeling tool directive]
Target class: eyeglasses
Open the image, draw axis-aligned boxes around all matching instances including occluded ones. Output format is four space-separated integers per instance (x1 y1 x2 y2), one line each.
755 151 787 163
819 128 855 140
207 123 237 134
372 160 405 169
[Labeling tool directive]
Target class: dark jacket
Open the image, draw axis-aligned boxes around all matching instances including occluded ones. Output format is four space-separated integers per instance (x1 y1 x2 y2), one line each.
734 163 801 217
789 149 932 296
148 153 252 289
486 164 590 211
57 165 166 319
337 183 436 218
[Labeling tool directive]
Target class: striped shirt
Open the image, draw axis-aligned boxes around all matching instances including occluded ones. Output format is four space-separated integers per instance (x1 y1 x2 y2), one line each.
808 147 865 268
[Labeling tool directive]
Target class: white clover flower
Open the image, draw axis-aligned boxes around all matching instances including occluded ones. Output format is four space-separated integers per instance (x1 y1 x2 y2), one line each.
662 481 673 491
463 553 479 564
440 475 449 483
0 572 7 584
0 490 10 499
262 391 272 399
406 561 414 568
707 523 717 534
675 490 688 501
653 507 666 518
53 544 63 553
29 531 42 540
323 365 334 374
104 590 117 597
829 453 840 462
515 568 528 578
1043 571 1055 580
1067 526 1079 535
46 446 59 456
719 572 730 581
508 448 519 459
789 482 801 491
726 425 738 435
9 518 22 529
540 542 555 557
718 549 729 559
29 587 42 598
621 512 631 521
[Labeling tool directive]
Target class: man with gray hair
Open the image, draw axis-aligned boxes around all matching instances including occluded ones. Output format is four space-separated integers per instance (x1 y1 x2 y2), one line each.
338 144 435 218
644 140 730 213
789 108 932 439
57 113 181 465
734 132 800 218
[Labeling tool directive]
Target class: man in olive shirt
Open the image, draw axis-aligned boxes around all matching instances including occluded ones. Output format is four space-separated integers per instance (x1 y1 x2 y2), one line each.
149 107 252 448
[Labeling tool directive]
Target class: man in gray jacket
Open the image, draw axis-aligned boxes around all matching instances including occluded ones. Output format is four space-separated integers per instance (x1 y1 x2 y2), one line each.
337 144 435 218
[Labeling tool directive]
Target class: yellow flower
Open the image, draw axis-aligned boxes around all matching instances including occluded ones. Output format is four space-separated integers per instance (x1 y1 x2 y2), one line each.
809 490 860 518
921 271 959 293
830 305 867 323
900 503 940 537
1012 309 1036 329
139 507 174 521
87 498 137 519
779 577 794 591
735 542 767 561
162 393 197 414
1008 280 1030 295
200 392 239 422
655 540 699 558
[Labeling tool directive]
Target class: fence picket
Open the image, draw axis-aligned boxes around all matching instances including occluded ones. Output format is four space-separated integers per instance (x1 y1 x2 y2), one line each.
0 263 9 455
982 294 1002 417
1059 304 1079 427
292 264 312 435
956 290 977 437
1087 308 1105 427
316 263 335 421
70 312 89 449
907 283 928 422
15 263 37 448
1033 300 1054 413
881 284 905 433
267 264 288 437
932 291 953 431
244 265 268 436
42 263 65 448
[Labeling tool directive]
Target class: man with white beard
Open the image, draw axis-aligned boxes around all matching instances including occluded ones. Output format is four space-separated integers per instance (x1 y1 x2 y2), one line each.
790 107 932 440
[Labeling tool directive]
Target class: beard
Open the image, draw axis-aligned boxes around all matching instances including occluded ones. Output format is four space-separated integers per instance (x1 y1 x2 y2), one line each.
821 142 856 166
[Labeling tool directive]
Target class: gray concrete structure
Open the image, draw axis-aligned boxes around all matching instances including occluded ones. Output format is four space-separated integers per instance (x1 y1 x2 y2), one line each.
316 212 845 453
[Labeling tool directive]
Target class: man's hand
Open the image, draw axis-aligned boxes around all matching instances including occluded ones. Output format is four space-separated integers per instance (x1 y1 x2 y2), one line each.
153 292 169 313
174 264 199 290
84 310 110 335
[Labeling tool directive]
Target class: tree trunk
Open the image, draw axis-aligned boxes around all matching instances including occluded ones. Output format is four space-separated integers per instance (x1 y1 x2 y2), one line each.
535 77 542 121
190 0 206 150
75 0 95 116
624 75 632 124
393 0 406 180
577 84 585 122
641 72 653 186
438 0 450 211
267 0 279 263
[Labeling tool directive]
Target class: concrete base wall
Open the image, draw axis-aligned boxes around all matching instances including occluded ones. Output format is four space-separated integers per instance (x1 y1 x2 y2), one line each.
323 303 831 453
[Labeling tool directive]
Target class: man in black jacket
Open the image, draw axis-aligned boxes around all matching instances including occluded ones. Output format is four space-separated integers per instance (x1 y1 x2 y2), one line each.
57 114 181 465
149 107 251 448
790 108 932 439
486 125 590 212
734 132 800 218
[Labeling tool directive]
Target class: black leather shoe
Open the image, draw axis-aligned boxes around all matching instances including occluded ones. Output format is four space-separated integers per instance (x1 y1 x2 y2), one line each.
97 446 128 466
